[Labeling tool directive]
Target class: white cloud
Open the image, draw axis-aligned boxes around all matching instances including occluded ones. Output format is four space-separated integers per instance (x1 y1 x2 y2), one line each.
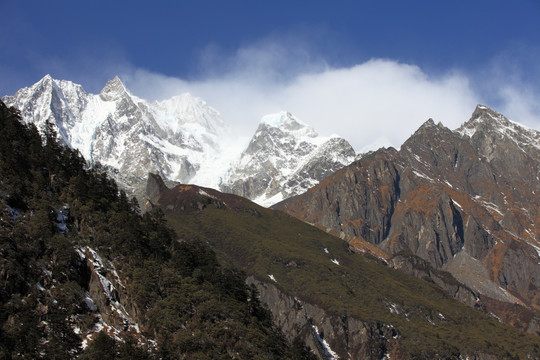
119 41 539 153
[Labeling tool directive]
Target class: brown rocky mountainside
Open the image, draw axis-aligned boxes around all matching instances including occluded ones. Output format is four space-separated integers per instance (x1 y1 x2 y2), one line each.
274 105 540 333
146 174 540 358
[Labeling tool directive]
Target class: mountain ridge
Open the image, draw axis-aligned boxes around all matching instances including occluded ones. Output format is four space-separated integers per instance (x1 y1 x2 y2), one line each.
2 95 540 358
3 75 355 206
274 105 540 323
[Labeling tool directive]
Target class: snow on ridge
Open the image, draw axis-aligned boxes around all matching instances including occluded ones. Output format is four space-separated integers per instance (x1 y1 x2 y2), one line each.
529 243 540 264
152 93 227 135
457 125 477 138
4 75 355 207
450 198 463 211
456 106 540 151
261 111 308 128
254 192 284 208
412 170 433 181
473 197 503 217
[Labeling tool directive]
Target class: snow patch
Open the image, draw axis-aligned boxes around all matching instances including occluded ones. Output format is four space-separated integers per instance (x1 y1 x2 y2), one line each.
529 243 540 264
198 189 209 197
412 153 431 168
268 274 277 282
451 198 463 211
443 180 454 189
330 258 340 265
388 303 400 315
84 295 97 311
310 323 339 360
412 170 433 181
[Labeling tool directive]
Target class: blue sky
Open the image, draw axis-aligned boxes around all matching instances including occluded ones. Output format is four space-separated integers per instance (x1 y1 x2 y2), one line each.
2 1 540 150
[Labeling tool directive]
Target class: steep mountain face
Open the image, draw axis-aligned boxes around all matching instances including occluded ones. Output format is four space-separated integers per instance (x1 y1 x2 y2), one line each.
148 174 540 359
3 76 354 206
0 101 314 359
274 105 540 318
221 112 356 206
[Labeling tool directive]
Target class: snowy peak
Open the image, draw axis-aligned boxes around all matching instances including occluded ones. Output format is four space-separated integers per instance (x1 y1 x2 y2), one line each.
222 111 355 206
457 104 523 137
411 118 449 139
32 74 86 97
3 75 91 147
153 93 226 135
245 111 319 156
36 74 54 88
99 76 128 101
418 118 445 130
457 104 507 137
4 76 357 207
259 111 317 138
420 118 436 128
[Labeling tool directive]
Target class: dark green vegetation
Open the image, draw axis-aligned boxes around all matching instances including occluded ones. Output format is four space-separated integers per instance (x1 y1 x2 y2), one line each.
161 187 540 359
0 100 316 359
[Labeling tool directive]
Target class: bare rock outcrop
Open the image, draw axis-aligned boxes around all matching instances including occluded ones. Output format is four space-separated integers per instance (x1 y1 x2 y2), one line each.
274 105 540 332
247 276 402 360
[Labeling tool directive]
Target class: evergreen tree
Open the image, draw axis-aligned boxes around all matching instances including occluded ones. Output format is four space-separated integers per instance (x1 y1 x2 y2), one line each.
0 100 318 359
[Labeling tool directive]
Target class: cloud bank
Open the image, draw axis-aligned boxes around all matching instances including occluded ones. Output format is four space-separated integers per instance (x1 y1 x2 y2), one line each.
116 41 540 153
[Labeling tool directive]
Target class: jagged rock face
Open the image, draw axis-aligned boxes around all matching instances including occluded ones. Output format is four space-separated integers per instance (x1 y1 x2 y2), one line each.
275 105 540 312
221 112 356 206
4 77 355 207
247 276 402 360
388 254 483 310
79 246 141 332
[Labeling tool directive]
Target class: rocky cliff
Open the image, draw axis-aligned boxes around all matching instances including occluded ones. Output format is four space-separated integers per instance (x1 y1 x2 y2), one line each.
247 276 403 359
274 105 540 332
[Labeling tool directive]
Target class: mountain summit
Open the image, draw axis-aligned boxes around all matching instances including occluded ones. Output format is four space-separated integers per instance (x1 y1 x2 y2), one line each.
99 76 128 101
221 111 356 205
3 76 355 206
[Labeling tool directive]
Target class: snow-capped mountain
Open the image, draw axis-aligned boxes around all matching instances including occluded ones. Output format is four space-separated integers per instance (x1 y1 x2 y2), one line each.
221 112 356 206
3 75 228 184
3 75 355 206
